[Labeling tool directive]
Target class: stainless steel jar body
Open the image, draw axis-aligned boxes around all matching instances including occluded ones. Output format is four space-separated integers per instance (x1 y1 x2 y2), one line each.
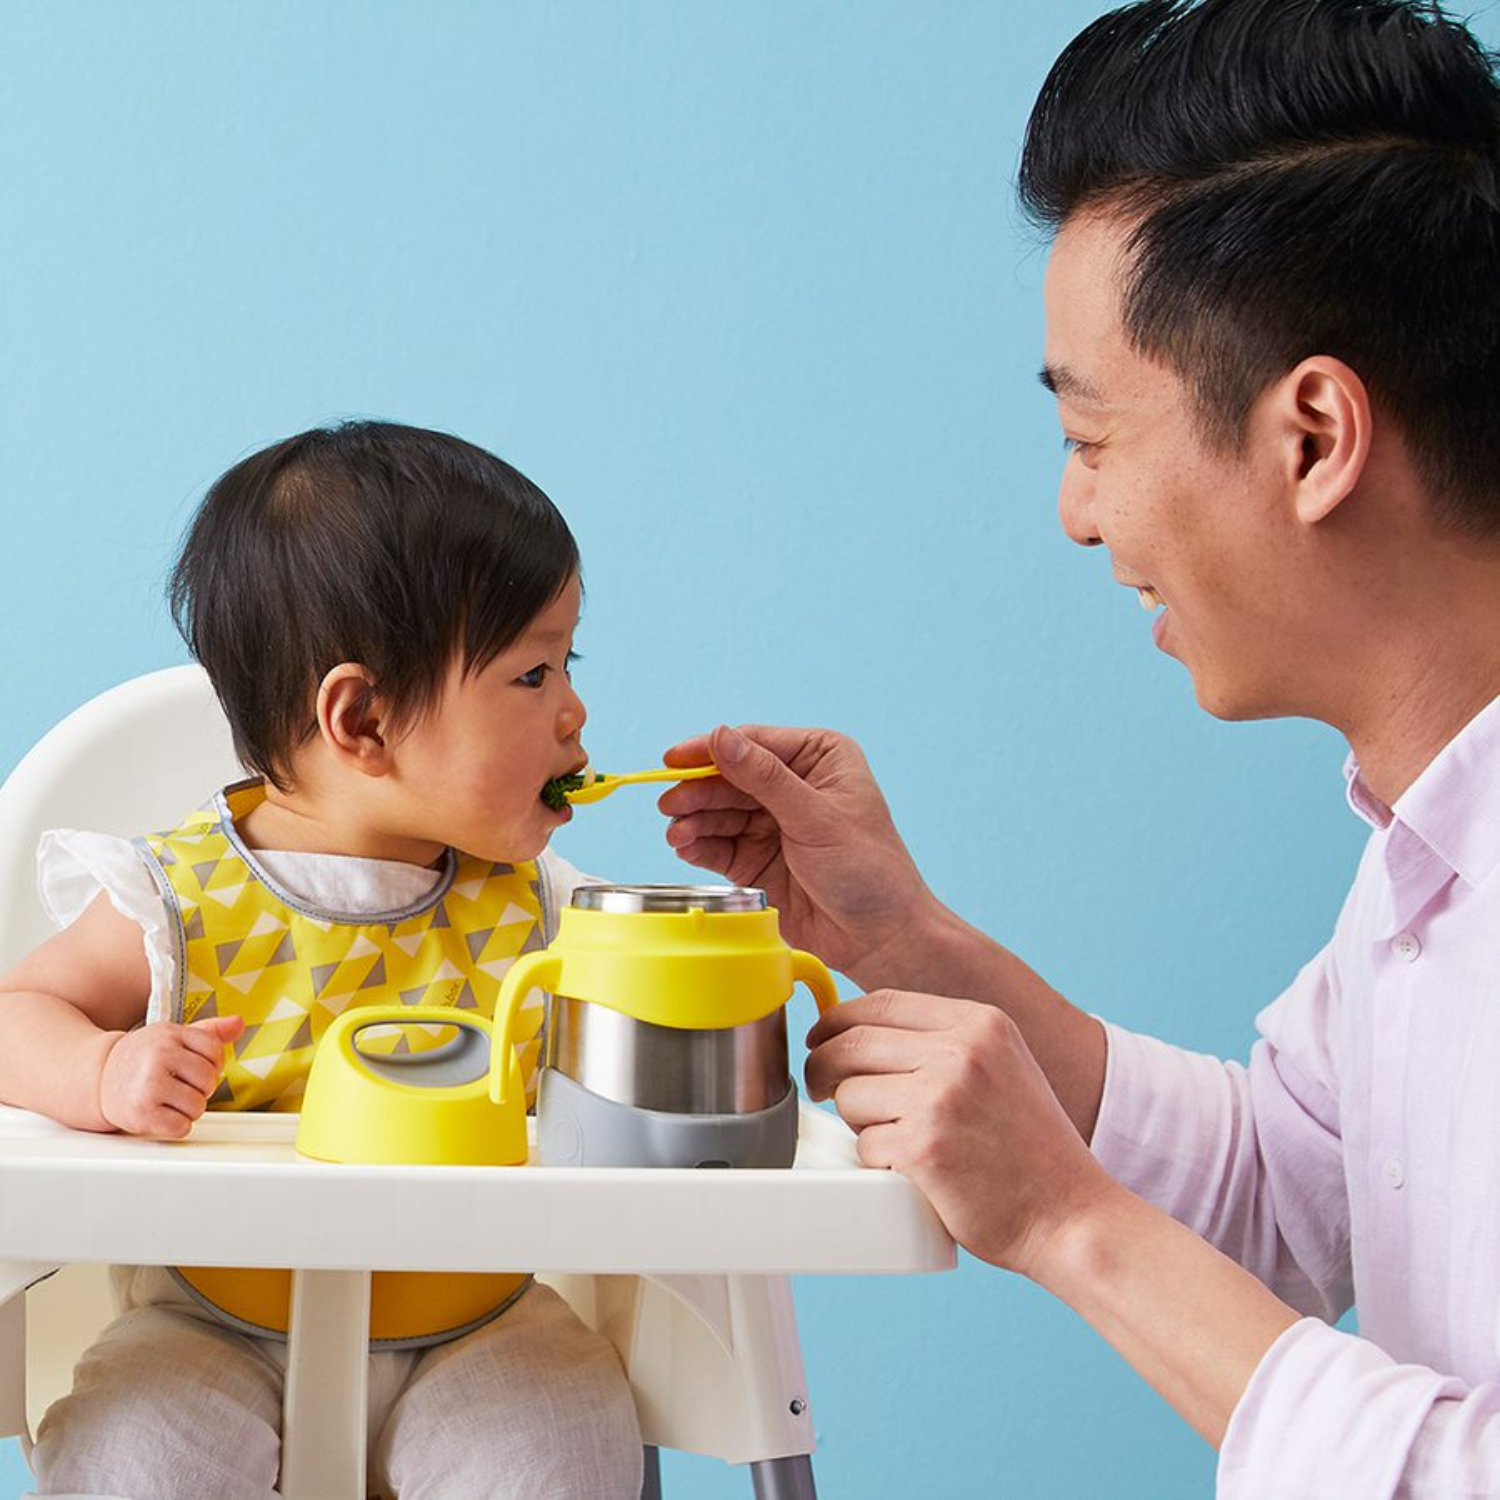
535 884 801 1166
541 883 792 1117
543 994 790 1114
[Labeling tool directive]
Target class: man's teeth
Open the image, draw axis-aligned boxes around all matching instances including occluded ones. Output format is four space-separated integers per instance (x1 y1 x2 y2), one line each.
1137 586 1163 611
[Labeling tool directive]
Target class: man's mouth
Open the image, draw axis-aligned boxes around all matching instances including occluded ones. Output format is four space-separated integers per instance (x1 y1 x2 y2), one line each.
1135 585 1164 611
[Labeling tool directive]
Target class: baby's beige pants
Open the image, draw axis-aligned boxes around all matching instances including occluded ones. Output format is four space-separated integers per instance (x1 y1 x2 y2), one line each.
29 1268 642 1500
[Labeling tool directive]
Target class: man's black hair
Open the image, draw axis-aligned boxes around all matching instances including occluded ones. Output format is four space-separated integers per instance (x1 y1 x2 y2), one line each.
1018 0 1500 534
170 420 580 789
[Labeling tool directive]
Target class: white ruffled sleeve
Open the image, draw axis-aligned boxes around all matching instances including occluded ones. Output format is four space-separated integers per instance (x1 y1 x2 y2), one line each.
36 830 177 1025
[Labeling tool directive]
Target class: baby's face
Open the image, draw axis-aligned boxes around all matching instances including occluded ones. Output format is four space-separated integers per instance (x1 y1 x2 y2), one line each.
388 575 587 862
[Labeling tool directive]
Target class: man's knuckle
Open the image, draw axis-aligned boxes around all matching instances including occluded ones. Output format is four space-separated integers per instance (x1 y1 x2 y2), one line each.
906 1130 940 1175
844 1025 874 1066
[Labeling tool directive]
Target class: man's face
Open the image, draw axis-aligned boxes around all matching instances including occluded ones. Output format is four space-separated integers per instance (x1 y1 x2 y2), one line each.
1042 213 1304 721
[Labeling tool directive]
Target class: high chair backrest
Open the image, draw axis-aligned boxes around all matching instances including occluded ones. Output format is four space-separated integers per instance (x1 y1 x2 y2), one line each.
0 664 238 966
0 669 224 1464
0 665 242 1453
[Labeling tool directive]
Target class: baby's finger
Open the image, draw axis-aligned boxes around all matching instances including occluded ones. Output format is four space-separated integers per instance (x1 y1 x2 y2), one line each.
141 1103 199 1140
182 1015 243 1065
193 1013 247 1041
155 1074 211 1123
122 1085 201 1139
168 1049 222 1098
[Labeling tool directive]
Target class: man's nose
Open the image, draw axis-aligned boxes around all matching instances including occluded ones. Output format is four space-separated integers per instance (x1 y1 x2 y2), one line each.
1057 465 1103 548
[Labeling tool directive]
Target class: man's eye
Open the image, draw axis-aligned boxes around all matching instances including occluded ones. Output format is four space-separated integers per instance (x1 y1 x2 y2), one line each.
1063 437 1099 463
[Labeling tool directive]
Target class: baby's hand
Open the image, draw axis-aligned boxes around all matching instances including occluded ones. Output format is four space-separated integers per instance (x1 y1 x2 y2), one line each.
97 1014 246 1138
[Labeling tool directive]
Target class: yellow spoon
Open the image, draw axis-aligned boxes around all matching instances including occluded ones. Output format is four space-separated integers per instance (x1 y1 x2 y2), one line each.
565 764 719 806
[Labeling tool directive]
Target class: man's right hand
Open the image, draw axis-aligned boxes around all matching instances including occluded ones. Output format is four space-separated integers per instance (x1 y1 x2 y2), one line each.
97 1014 245 1138
659 724 944 982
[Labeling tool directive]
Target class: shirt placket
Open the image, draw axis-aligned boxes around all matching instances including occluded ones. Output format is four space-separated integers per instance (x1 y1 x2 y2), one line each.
1359 822 1441 1341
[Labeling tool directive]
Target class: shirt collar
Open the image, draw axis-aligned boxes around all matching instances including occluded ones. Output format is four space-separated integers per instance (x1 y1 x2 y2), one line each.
1344 694 1500 892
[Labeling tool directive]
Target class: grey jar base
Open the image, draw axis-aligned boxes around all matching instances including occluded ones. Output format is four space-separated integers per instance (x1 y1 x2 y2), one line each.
536 1066 800 1168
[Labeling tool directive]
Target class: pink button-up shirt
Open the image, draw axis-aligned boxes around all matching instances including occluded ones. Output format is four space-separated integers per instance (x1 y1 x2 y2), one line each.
1092 694 1500 1498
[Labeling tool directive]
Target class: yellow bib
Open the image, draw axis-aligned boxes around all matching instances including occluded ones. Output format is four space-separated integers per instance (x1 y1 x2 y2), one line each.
138 780 550 1346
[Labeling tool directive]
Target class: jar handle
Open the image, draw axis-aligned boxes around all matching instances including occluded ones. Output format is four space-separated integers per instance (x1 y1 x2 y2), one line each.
790 949 839 1014
488 951 563 1105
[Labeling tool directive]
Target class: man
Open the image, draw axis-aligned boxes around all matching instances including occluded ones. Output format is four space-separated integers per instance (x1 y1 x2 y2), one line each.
658 1 1500 1493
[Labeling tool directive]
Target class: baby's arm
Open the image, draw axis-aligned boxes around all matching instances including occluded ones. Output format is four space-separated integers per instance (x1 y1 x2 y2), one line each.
0 892 242 1135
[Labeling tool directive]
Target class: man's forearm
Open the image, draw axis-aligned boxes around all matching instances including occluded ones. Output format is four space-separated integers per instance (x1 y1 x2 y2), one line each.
848 903 1108 1140
1038 1182 1301 1447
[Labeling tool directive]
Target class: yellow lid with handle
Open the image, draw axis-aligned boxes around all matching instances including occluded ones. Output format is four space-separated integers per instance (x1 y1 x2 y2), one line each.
488 890 838 1106
299 1005 527 1166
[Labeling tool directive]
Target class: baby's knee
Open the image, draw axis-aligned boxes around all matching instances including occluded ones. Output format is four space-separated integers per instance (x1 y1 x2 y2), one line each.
31 1310 282 1500
377 1286 643 1498
33 1387 279 1500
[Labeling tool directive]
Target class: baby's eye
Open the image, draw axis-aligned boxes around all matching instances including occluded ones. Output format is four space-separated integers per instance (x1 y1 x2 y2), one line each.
517 664 548 689
565 650 582 679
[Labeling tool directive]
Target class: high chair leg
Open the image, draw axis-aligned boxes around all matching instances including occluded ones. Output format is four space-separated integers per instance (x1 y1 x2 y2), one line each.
750 1455 817 1499
1 1260 58 1443
1 1284 27 1442
280 1268 370 1500
641 1443 662 1499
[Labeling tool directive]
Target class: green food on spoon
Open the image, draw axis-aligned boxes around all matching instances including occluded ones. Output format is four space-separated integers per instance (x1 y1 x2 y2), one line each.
541 771 608 810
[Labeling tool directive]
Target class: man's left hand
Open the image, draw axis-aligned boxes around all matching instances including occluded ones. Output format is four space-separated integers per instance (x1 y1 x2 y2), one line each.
805 990 1115 1277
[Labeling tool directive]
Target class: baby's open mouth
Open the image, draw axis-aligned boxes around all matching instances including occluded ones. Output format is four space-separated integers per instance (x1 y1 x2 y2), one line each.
540 773 584 811
540 767 596 810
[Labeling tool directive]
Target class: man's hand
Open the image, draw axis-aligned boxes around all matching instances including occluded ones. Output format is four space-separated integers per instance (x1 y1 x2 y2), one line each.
97 1014 245 1138
659 724 944 982
806 992 1303 1449
663 722 1109 1139
806 990 1112 1276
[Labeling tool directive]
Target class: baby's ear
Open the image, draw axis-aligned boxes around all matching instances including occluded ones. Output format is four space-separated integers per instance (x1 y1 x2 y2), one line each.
316 663 393 776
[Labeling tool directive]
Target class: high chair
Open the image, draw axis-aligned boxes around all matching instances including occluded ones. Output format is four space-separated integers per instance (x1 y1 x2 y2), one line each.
0 666 954 1499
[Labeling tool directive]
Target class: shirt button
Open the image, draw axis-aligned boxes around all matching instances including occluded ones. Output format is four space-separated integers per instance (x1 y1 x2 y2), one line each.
1392 932 1422 962
1383 1157 1405 1189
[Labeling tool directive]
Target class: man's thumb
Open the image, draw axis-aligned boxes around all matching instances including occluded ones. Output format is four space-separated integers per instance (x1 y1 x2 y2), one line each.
710 725 810 814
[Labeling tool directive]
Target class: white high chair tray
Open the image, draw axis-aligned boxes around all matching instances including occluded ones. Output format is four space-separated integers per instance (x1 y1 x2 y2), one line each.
0 1102 954 1275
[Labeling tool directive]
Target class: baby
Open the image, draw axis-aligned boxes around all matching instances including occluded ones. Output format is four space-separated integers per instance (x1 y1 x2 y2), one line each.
0 421 642 1498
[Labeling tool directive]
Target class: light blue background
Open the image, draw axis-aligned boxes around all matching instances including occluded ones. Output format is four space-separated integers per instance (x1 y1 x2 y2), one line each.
6 3 1495 1496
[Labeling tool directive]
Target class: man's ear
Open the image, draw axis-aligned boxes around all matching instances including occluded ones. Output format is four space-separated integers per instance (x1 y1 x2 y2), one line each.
315 664 394 777
1274 356 1373 526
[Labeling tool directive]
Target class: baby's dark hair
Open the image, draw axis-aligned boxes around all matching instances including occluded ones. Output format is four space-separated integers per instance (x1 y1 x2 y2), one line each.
170 420 580 789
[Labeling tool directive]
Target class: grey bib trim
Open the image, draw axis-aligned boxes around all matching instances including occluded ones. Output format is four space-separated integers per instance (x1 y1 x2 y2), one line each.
134 835 188 1025
213 779 461 927
166 1267 537 1351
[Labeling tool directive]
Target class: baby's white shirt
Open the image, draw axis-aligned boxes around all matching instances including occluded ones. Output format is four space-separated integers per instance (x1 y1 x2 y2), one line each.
36 829 593 1024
